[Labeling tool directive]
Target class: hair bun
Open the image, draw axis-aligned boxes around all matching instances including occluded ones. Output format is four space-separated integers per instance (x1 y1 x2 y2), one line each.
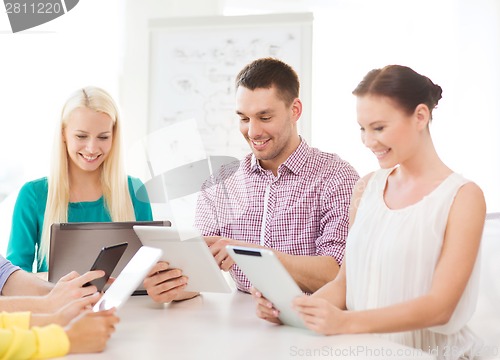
429 80 443 109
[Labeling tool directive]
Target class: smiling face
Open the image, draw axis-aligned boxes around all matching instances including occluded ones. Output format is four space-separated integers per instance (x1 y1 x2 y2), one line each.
63 107 114 175
236 86 301 174
356 95 428 168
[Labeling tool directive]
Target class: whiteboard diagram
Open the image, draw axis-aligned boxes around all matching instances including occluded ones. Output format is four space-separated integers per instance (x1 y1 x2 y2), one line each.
147 13 313 160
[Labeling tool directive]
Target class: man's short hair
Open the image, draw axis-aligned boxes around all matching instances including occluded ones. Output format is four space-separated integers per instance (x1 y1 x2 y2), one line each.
235 57 300 106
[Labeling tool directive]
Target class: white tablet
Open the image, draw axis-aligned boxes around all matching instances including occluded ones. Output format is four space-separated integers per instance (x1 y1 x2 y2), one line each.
93 246 163 312
226 245 306 329
133 226 232 293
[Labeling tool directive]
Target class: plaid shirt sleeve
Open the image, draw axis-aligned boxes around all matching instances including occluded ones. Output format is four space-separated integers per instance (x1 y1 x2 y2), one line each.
194 175 221 237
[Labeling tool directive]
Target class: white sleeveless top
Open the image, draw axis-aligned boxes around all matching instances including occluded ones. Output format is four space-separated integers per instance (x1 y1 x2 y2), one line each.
345 168 482 360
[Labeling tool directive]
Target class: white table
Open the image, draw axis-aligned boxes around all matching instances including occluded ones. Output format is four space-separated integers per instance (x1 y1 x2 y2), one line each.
65 291 434 360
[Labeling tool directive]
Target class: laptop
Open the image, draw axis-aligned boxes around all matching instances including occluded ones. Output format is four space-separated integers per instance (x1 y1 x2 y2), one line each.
48 220 171 294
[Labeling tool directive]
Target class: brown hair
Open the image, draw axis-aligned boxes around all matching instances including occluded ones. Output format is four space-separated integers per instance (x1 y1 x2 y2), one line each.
235 57 300 106
353 65 443 119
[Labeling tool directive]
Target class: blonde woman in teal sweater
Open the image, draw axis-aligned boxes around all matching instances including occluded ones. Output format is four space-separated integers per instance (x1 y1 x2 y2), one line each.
7 86 153 272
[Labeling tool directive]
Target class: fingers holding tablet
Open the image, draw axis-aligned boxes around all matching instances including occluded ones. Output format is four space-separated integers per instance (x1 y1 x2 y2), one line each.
250 287 282 325
226 245 306 329
205 237 235 271
133 226 232 294
143 262 190 303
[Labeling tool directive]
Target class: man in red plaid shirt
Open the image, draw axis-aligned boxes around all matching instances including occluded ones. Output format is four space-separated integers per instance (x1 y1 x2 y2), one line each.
196 58 359 294
143 58 359 303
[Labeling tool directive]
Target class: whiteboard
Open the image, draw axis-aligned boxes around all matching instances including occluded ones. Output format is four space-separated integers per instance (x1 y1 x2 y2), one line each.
147 13 313 160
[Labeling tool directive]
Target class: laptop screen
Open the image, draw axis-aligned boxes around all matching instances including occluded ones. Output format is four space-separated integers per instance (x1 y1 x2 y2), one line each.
48 220 171 294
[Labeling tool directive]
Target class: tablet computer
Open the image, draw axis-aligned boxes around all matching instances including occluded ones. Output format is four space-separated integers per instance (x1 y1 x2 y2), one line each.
226 245 306 329
48 220 171 295
84 242 128 292
133 226 232 293
93 246 163 312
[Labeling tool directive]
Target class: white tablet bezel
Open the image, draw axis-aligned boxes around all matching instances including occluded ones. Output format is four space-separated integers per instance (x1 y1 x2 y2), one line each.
93 246 163 312
226 245 306 329
133 226 232 293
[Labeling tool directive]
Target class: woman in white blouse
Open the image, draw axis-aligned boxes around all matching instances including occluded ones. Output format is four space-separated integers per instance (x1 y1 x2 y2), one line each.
253 65 486 360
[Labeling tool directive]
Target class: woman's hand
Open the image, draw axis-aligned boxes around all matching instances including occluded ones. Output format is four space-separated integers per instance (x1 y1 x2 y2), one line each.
43 270 105 311
293 295 346 335
250 287 282 325
31 292 101 327
54 292 101 326
66 309 120 353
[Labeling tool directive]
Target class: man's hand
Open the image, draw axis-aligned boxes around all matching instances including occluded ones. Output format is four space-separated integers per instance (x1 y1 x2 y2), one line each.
205 236 259 271
143 262 198 303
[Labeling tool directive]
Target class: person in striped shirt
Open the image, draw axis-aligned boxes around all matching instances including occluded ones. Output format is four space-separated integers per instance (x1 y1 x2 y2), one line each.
142 58 359 303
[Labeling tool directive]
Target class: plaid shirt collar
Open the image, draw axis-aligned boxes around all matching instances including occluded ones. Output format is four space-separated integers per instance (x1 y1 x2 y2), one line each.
249 137 309 176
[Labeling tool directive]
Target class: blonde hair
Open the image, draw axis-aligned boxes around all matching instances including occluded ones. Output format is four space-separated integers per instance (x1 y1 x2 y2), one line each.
38 86 136 264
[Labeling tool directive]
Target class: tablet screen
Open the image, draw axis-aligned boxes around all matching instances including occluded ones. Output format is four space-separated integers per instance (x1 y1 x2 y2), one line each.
133 226 232 293
93 246 163 312
227 245 306 329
